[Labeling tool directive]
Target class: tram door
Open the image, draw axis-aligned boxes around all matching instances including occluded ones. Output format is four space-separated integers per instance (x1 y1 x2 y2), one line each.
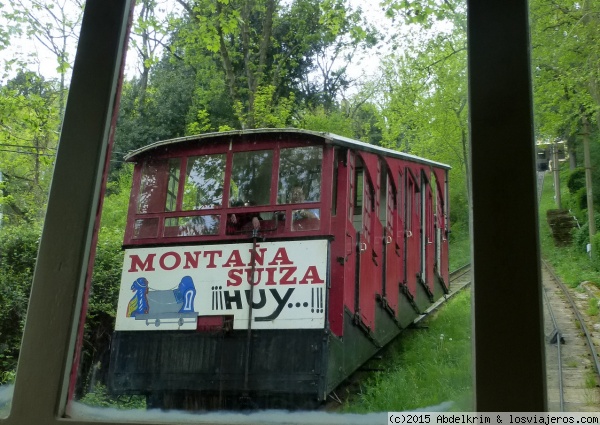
434 175 448 294
383 172 402 313
422 173 434 293
353 161 377 329
405 171 419 298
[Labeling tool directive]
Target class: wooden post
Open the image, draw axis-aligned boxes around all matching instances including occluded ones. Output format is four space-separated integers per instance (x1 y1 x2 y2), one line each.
583 115 596 254
553 142 562 209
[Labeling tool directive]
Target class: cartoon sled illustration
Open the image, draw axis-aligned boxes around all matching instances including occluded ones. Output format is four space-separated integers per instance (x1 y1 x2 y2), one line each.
126 276 197 327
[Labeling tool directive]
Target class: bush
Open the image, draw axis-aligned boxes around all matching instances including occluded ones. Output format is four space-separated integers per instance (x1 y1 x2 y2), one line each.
567 167 586 194
591 233 600 267
573 212 600 253
0 224 41 374
574 187 588 212
79 383 145 409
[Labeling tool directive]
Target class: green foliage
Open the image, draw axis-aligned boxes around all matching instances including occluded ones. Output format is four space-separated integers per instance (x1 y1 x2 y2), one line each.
114 58 196 155
590 232 600 269
573 187 588 214
530 0 600 143
0 224 41 375
586 296 599 317
448 221 470 271
296 106 354 137
248 85 295 128
173 0 378 129
539 173 600 287
0 370 15 385
0 71 60 225
572 212 600 253
79 383 145 410
382 0 466 30
567 168 586 194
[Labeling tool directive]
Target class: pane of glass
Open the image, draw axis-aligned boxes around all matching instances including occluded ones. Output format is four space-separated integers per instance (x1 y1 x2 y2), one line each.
291 208 320 231
277 146 322 204
163 215 220 237
182 154 226 210
137 160 168 214
226 211 283 234
229 150 273 207
165 159 180 212
133 217 159 239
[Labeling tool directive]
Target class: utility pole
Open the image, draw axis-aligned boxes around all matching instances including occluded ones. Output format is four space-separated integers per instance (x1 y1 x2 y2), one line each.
583 115 595 255
553 141 561 209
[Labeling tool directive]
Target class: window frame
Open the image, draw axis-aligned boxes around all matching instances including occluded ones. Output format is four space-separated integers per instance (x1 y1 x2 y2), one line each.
125 143 327 244
3 0 545 423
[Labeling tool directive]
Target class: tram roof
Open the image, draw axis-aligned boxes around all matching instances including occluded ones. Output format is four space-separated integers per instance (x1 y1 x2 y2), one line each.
124 128 451 170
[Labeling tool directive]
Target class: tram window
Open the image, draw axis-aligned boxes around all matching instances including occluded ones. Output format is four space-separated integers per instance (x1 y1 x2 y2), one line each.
164 215 220 237
331 149 340 216
277 146 322 204
353 167 364 231
182 154 226 210
291 208 321 231
133 217 159 239
165 158 180 212
137 159 170 213
379 170 387 225
406 177 413 233
354 168 364 216
229 150 273 206
398 172 403 218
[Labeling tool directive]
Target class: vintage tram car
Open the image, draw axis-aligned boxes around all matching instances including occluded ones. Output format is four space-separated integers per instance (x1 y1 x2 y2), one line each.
108 128 450 409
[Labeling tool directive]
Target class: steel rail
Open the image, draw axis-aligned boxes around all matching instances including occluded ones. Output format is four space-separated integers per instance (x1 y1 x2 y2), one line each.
541 278 565 411
542 259 600 389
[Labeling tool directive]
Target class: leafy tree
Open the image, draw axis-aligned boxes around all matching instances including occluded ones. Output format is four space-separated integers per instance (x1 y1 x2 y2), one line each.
0 71 60 225
174 0 377 130
376 0 468 228
2 0 83 118
296 105 354 137
530 0 600 164
114 57 196 156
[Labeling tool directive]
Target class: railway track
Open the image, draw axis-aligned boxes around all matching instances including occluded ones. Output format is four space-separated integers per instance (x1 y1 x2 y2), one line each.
542 259 600 411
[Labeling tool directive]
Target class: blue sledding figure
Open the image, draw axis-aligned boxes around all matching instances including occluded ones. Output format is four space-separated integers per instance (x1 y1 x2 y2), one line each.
126 276 197 327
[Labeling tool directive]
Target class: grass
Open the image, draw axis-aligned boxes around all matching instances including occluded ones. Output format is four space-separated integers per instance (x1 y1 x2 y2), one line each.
343 291 473 413
449 225 471 271
587 297 599 316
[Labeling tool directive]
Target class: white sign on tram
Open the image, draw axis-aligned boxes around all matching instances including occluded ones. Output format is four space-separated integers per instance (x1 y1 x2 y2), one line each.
115 239 328 331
